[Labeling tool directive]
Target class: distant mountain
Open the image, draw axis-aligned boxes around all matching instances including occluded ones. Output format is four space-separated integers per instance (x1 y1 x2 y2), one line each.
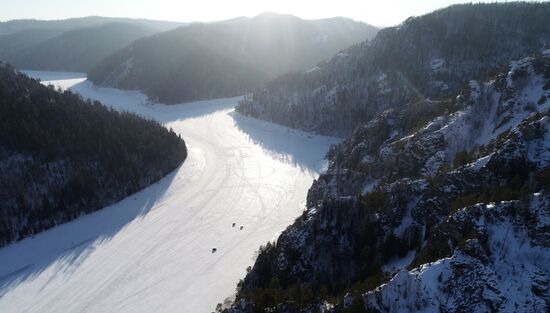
0 65 187 246
222 48 550 313
0 16 182 35
0 16 184 72
4 23 157 72
88 13 379 104
0 28 64 58
237 2 550 137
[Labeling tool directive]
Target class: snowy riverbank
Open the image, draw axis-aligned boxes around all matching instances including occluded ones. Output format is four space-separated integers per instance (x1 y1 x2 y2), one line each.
0 71 339 312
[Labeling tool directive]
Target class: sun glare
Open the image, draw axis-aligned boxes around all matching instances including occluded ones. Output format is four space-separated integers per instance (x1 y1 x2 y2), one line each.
0 0 524 27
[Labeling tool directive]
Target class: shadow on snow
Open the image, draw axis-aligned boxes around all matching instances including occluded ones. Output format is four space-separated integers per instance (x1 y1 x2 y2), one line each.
229 111 338 174
0 74 337 297
0 166 179 297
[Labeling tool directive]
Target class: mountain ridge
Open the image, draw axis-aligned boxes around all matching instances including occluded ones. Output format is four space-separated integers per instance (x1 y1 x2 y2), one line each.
221 48 550 313
0 17 185 72
0 16 183 35
2 23 157 72
236 2 550 137
88 13 379 104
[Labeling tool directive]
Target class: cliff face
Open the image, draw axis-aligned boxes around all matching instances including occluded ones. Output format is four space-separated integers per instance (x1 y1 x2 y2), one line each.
221 52 550 313
364 196 550 313
236 3 550 137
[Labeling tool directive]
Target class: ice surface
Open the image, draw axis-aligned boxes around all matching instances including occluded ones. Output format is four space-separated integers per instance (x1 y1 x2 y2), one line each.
23 70 87 90
1 71 340 313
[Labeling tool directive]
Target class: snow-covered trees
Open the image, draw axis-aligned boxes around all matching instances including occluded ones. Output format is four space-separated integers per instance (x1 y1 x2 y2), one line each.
0 66 187 246
222 51 550 313
237 2 550 137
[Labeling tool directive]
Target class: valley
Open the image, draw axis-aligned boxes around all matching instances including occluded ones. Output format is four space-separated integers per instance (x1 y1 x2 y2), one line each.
0 72 339 312
1 2 549 312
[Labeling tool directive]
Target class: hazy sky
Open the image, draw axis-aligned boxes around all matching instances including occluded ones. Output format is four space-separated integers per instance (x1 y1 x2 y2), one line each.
0 0 526 26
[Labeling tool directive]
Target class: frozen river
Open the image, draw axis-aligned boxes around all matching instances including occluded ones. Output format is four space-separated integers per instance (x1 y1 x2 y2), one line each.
0 71 339 312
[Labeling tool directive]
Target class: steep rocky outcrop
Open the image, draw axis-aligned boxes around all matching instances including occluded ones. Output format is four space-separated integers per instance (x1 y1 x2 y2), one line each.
220 52 550 313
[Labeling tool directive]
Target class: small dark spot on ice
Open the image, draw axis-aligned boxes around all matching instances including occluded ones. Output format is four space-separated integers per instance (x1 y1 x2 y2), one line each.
232 223 236 227
240 226 244 230
212 248 217 253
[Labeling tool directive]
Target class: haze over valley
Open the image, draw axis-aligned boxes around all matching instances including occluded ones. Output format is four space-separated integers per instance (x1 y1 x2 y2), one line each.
1 1 549 312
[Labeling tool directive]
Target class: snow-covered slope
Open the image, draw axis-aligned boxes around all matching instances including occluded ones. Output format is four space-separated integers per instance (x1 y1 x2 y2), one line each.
0 72 339 312
365 195 550 313
223 54 550 312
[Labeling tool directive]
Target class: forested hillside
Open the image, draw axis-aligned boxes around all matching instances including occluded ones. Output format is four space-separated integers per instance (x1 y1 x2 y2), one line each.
0 17 182 72
3 23 156 72
88 13 378 104
237 2 550 137
0 64 187 246
224 3 550 311
222 49 550 313
0 29 64 60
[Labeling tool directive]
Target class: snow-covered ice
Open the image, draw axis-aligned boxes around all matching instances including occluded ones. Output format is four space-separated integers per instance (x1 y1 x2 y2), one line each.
0 71 340 312
23 70 87 90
